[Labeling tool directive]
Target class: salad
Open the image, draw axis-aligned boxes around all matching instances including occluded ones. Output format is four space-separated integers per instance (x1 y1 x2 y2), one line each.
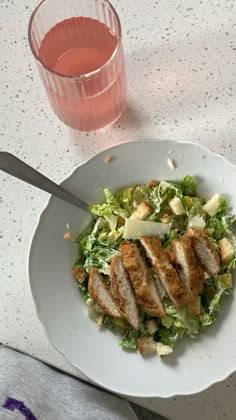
72 176 236 357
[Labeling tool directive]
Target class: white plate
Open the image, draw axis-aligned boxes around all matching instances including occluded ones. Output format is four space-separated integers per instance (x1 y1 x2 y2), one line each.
28 140 236 398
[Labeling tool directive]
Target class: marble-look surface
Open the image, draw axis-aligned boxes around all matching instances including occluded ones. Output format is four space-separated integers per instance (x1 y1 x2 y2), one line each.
0 0 236 419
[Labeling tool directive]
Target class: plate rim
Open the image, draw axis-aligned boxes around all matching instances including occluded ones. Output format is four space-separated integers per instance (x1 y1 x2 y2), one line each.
27 139 236 397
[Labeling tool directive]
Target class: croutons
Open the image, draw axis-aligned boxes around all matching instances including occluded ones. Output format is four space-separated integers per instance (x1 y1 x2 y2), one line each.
139 335 173 358
130 201 153 220
169 197 185 215
104 155 112 164
64 231 72 240
219 238 234 263
148 180 159 187
160 213 170 224
202 194 221 216
72 266 87 283
137 336 157 355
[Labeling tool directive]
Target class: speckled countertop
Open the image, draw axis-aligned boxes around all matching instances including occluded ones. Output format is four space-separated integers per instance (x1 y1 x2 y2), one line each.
1 0 236 419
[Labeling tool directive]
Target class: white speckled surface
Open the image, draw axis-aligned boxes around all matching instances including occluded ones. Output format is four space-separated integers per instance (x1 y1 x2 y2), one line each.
0 0 236 418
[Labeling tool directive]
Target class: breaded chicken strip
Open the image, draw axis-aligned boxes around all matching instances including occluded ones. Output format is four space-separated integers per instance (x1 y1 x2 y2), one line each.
119 241 165 318
88 268 121 318
140 236 193 307
186 228 220 275
172 237 204 296
110 255 140 329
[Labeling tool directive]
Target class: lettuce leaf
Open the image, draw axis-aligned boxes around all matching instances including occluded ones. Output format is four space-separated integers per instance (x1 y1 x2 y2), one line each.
83 245 119 274
215 197 231 216
102 315 118 334
210 216 228 240
76 217 121 274
78 281 92 305
163 298 200 338
120 326 140 350
154 325 183 347
179 176 197 197
227 257 236 272
91 188 128 219
200 275 232 326
131 184 153 205
115 187 135 213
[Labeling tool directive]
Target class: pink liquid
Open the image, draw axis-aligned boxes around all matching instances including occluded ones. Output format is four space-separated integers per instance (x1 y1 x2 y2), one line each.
38 17 127 131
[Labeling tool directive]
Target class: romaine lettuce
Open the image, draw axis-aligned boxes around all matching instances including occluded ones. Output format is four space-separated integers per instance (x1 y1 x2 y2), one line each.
179 175 197 196
120 326 140 350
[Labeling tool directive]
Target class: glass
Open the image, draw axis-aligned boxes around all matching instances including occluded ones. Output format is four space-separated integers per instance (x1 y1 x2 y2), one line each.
28 0 127 131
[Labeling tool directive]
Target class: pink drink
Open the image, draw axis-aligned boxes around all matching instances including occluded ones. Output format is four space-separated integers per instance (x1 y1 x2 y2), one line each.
29 1 127 131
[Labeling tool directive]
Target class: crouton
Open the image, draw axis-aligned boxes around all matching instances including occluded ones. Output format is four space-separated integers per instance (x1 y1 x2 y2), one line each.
72 266 87 283
219 238 234 263
169 197 185 215
130 201 153 220
137 336 157 355
203 194 221 216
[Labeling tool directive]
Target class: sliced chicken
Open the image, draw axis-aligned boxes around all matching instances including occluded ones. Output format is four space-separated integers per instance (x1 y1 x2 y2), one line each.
186 228 220 275
187 295 201 316
140 236 193 307
88 268 121 318
72 266 87 283
110 255 140 329
119 241 165 318
172 237 204 296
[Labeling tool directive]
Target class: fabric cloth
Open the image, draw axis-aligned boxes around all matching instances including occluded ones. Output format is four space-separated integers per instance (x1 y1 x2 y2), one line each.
0 346 164 420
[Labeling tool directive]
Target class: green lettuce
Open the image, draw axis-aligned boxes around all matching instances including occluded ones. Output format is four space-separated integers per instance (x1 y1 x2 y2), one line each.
102 315 117 334
78 281 92 305
227 257 236 272
188 197 205 217
179 175 197 197
163 299 200 338
200 274 232 326
115 187 134 213
91 188 128 219
83 245 120 275
210 216 228 240
120 326 140 350
215 197 231 216
119 184 162 214
131 185 153 205
154 325 183 347
75 217 121 274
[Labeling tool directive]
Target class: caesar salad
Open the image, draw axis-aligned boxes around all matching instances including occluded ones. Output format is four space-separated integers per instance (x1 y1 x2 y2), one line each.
72 176 236 357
